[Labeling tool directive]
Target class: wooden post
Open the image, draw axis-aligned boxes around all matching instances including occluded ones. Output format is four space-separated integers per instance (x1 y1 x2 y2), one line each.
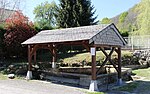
28 45 32 71
89 46 99 91
117 47 122 85
91 47 96 80
26 45 32 79
52 44 57 68
34 51 36 65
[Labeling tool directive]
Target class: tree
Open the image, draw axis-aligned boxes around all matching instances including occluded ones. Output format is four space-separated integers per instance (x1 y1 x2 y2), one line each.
0 25 5 56
56 0 98 28
4 10 36 57
33 1 58 30
135 0 150 35
100 17 111 24
119 12 128 23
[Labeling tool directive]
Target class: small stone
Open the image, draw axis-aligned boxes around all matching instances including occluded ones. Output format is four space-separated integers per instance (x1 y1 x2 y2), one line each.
8 74 15 79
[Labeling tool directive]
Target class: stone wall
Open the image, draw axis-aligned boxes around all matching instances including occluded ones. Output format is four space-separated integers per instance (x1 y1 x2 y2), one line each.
59 66 106 75
43 67 132 86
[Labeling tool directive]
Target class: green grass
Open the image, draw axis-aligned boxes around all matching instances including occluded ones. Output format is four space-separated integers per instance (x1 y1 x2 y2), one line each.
114 68 150 93
84 91 105 94
0 72 25 80
0 73 8 80
115 82 139 92
63 50 132 64
132 68 150 80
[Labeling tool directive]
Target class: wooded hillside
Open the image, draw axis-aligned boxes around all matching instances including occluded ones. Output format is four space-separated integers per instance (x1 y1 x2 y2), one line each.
100 0 150 36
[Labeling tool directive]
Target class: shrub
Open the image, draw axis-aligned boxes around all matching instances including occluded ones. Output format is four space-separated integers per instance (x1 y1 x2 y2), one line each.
4 10 37 58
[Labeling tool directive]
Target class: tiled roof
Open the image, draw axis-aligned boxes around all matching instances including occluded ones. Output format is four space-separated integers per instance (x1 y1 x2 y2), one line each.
0 8 14 22
22 23 126 47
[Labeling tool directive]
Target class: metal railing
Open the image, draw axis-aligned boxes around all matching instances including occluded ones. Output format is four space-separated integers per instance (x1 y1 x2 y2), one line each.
123 35 150 50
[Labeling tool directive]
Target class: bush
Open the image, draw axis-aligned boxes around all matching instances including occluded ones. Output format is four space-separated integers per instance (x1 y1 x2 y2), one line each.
4 10 37 58
0 25 6 56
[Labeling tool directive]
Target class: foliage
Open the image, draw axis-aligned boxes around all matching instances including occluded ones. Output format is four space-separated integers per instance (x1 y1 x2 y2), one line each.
0 73 7 80
33 1 58 31
119 29 129 37
135 0 150 35
119 12 128 23
109 0 150 36
56 0 98 28
100 17 111 24
0 25 6 54
4 10 36 57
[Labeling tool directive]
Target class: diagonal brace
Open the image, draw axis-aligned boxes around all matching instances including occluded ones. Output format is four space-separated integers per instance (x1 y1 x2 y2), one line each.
96 47 115 75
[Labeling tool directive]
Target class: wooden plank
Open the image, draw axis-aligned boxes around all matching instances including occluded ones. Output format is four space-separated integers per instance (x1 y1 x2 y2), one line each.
93 44 121 48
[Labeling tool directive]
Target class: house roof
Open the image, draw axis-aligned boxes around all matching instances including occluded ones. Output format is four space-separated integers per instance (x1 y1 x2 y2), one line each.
22 23 126 47
0 8 14 23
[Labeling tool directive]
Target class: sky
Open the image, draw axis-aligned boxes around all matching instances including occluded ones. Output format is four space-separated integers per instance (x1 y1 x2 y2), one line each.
22 0 141 22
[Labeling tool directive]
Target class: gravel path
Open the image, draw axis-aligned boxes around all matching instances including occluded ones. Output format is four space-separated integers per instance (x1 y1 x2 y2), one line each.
0 79 86 94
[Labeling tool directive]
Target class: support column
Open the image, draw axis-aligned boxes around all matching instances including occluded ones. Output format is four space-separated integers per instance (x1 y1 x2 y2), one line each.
26 45 32 80
89 47 99 91
52 44 57 68
117 47 122 85
34 51 36 65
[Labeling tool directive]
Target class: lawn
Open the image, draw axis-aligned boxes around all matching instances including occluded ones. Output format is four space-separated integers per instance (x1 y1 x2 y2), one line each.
115 81 139 92
0 73 7 80
113 68 150 93
132 68 150 80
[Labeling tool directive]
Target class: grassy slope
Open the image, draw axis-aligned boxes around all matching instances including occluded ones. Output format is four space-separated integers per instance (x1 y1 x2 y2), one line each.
63 50 132 64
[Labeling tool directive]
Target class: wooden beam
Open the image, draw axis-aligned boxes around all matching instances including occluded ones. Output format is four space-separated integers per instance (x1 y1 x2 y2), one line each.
96 55 108 75
30 45 39 57
82 43 90 51
96 47 120 75
109 58 119 73
55 40 89 45
93 44 120 48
